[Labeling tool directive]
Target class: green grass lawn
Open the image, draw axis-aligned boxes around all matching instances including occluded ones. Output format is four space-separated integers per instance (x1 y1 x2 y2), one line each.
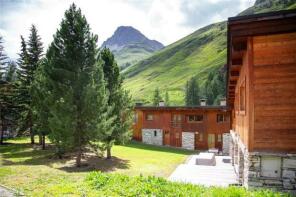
0 137 194 196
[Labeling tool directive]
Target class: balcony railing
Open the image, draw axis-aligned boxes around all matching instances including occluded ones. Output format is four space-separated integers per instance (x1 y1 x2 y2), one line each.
170 121 183 128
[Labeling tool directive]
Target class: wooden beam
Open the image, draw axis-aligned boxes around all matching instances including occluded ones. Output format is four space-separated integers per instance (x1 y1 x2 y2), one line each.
232 41 247 51
230 80 237 85
230 71 240 76
232 58 242 66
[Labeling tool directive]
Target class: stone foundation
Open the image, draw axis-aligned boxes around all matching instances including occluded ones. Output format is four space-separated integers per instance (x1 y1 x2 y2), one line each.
142 129 163 146
182 132 195 150
222 133 231 155
230 130 296 194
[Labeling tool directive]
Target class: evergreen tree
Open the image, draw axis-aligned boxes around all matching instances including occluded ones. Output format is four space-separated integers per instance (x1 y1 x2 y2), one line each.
153 88 162 106
0 50 18 144
44 4 109 166
0 36 8 79
31 59 50 149
185 77 200 106
100 48 133 159
204 69 226 105
165 91 170 106
17 25 43 144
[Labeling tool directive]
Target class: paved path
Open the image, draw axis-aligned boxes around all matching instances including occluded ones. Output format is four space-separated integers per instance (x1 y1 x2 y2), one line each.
169 155 238 187
0 185 15 197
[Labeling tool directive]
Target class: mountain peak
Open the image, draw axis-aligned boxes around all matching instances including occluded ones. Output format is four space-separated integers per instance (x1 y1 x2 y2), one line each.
101 26 163 52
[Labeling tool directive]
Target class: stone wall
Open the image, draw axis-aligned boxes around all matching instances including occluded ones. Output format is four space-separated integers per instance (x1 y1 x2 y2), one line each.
142 129 163 146
230 130 296 194
247 153 296 194
182 132 195 150
222 133 231 155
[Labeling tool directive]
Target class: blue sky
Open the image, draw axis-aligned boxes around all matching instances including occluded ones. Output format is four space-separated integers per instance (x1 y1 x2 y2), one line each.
0 0 255 59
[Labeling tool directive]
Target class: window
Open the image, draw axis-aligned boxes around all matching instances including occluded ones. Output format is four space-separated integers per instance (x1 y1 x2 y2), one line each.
217 114 227 123
199 133 203 141
133 112 138 124
172 114 182 122
146 114 153 121
154 130 157 137
188 115 203 122
239 81 246 113
217 134 222 142
176 132 180 139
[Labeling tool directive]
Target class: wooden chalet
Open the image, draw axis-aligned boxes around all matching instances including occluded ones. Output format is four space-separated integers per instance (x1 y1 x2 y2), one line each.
133 103 231 151
227 9 296 192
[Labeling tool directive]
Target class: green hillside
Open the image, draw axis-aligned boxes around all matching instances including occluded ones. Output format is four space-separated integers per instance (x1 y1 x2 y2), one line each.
114 44 157 70
123 0 296 105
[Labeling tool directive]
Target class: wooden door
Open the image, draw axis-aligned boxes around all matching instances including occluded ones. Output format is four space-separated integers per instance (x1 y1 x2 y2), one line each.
207 134 215 149
164 130 170 145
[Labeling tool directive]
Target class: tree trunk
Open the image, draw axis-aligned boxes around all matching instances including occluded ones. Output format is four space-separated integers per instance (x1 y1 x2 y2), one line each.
29 111 34 144
106 146 111 159
76 148 82 167
39 134 42 145
42 134 45 150
0 113 5 145
0 122 4 145
30 130 34 144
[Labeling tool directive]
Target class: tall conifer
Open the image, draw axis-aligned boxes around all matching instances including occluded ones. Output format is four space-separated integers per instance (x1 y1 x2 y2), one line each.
44 4 109 166
100 48 133 159
185 77 200 106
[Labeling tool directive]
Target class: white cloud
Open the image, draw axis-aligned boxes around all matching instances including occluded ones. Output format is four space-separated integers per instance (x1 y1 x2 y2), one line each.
0 0 255 59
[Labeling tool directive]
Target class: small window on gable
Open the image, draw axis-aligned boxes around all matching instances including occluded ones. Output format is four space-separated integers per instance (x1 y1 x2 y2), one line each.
146 114 153 121
154 130 157 137
240 80 246 113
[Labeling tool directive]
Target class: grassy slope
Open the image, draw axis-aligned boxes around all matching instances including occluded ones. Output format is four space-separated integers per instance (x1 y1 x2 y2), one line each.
114 45 154 69
0 137 193 196
123 1 296 105
124 22 227 105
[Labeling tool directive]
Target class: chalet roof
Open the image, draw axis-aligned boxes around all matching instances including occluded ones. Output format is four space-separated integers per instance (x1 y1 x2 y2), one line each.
226 9 296 106
135 105 230 111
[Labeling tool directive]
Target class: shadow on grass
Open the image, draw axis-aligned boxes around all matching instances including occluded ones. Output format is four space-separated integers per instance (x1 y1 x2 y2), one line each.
58 155 130 173
1 142 130 173
123 141 197 155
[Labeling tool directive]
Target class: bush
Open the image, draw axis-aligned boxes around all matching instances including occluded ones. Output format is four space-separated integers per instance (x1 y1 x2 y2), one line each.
85 171 290 197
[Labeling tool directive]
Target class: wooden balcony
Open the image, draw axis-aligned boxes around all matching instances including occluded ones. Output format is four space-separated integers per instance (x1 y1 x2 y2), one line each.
170 121 183 128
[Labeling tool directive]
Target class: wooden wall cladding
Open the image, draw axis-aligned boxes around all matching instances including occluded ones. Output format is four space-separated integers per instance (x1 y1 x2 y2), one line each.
252 32 296 152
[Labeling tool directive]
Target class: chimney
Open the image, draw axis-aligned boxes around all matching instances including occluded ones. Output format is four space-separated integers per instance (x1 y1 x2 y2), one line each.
220 98 226 106
159 100 165 107
200 99 207 106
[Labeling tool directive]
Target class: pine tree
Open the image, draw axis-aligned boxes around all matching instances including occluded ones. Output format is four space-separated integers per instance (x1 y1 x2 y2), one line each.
16 26 43 144
165 91 170 106
44 4 109 166
204 69 226 105
0 36 8 79
153 88 162 106
100 48 133 159
185 77 200 106
31 59 50 149
0 41 18 144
